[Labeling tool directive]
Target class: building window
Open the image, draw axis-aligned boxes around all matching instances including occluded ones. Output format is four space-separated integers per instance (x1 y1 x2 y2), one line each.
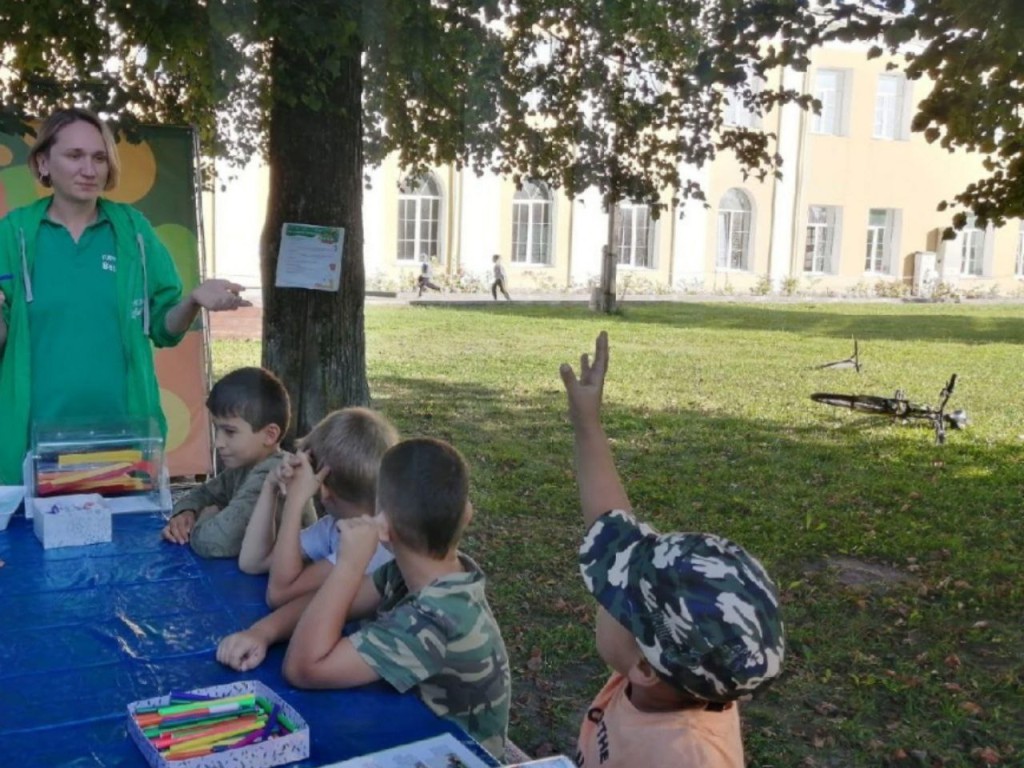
1016 221 1024 277
811 69 846 136
722 78 762 130
612 202 656 268
397 173 441 262
959 217 984 276
511 180 552 265
805 205 840 273
865 208 897 274
716 188 753 270
873 74 908 140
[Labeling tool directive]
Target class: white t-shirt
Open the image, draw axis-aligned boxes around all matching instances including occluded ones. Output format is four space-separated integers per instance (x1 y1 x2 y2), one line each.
299 515 394 574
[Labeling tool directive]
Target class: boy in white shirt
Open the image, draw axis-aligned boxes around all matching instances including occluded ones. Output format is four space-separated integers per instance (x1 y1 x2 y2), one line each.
216 407 398 671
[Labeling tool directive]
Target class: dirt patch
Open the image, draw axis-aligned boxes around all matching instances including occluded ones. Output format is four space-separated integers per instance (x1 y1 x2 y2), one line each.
809 556 917 592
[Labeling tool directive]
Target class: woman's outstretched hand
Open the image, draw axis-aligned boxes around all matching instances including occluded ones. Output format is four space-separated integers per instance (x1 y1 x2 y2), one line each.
190 279 252 312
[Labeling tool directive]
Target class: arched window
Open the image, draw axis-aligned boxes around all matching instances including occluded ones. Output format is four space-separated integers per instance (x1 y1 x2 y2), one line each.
511 180 552 264
612 201 655 268
716 188 752 270
397 173 441 262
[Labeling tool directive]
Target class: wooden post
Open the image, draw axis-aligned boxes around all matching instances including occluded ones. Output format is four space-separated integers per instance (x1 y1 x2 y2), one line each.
591 193 618 314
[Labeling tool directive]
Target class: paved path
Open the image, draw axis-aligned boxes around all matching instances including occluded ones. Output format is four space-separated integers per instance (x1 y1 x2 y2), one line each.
208 291 597 340
207 289 969 341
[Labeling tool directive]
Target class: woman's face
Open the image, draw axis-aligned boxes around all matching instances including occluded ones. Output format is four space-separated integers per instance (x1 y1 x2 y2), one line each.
36 120 109 206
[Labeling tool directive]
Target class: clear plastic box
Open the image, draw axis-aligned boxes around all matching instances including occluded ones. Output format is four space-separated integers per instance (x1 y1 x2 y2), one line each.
23 419 171 516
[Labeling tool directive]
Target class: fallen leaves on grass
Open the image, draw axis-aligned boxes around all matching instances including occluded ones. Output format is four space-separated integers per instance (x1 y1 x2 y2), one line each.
970 746 1000 765
959 701 984 717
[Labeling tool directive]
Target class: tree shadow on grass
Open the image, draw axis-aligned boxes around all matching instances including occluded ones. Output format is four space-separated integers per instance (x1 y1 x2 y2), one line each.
370 373 1024 762
423 300 1024 345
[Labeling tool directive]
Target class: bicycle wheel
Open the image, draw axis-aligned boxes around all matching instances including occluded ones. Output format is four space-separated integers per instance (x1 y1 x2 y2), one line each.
810 393 899 415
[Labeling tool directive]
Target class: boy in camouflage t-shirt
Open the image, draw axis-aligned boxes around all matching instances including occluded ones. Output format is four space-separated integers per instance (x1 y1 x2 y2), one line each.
560 333 785 767
284 438 511 761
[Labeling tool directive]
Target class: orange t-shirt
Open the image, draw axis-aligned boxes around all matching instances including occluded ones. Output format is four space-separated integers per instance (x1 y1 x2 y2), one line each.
575 673 744 768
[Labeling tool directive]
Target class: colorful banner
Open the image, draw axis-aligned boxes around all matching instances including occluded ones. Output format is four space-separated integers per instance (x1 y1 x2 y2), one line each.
0 124 213 477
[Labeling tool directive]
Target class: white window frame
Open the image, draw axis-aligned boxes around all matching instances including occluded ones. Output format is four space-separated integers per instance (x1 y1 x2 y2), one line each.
716 188 753 270
811 69 848 136
511 180 553 265
865 208 899 274
873 74 909 141
958 217 985 277
1016 221 1024 278
612 202 656 269
723 77 763 130
804 205 841 274
397 173 442 262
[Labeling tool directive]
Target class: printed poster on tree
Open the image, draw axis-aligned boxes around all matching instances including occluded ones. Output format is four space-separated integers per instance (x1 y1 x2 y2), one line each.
274 222 345 291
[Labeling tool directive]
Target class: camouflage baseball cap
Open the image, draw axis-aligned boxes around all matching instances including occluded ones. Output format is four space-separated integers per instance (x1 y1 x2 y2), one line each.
579 510 785 704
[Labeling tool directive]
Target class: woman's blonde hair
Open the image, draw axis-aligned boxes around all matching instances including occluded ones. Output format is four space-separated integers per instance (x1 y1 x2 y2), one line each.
28 107 121 191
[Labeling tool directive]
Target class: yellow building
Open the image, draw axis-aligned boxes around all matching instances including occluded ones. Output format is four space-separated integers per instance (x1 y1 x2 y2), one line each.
213 42 1024 297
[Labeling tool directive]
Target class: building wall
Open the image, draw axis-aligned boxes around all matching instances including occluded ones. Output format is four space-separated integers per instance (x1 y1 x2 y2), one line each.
209 43 1024 296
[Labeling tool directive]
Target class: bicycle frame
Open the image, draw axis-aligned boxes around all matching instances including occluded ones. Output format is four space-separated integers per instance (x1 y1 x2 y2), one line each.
811 374 966 444
814 338 862 372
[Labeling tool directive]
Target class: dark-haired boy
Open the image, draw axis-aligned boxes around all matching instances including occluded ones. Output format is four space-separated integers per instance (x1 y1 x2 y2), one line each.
283 438 511 761
560 332 785 767
161 366 315 557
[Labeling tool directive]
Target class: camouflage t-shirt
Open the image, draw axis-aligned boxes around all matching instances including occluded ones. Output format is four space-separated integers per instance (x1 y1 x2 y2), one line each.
349 553 511 760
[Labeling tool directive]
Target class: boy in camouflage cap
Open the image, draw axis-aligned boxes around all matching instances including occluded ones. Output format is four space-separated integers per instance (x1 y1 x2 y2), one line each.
283 438 512 761
560 332 784 767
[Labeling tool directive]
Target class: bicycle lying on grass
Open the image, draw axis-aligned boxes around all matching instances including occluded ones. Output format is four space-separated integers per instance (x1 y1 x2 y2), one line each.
811 374 967 444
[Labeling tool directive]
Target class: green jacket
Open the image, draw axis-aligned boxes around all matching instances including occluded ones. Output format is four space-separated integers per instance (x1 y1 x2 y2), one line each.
0 197 186 484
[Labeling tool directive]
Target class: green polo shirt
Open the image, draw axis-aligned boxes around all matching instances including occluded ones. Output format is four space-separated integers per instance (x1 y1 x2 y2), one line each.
28 208 129 432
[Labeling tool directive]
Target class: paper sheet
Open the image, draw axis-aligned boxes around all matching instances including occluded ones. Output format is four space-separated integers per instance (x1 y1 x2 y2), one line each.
317 733 492 768
274 222 345 292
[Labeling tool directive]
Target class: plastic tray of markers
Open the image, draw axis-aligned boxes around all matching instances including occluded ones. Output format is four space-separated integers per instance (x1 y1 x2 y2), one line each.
126 680 310 767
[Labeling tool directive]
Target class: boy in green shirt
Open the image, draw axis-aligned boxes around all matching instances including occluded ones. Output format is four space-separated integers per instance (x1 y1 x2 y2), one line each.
283 438 511 760
161 366 315 557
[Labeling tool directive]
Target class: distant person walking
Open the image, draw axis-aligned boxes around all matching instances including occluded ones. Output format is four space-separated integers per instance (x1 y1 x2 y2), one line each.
417 259 441 297
491 253 511 301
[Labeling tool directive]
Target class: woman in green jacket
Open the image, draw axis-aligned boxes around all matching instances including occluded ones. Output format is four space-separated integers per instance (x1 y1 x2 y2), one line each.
0 107 248 484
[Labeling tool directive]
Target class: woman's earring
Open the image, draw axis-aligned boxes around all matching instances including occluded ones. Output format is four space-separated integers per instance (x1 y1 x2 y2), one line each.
40 173 51 187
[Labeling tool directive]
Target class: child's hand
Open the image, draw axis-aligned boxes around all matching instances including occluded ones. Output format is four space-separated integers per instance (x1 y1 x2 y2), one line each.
335 515 384 567
216 630 269 672
280 450 328 502
559 331 609 427
266 452 297 496
161 510 195 544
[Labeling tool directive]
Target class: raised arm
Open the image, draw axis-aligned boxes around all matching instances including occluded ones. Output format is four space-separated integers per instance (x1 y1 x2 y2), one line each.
189 457 286 559
266 451 328 607
237 473 282 574
283 516 383 689
559 331 631 528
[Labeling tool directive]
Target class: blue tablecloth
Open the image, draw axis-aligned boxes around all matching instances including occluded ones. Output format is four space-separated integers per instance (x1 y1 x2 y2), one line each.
0 511 498 767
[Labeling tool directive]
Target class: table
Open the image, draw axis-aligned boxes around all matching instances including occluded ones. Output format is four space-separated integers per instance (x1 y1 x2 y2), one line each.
0 511 499 767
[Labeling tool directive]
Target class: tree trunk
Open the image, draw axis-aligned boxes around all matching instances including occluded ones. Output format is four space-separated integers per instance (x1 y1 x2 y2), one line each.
260 34 369 441
593 196 618 314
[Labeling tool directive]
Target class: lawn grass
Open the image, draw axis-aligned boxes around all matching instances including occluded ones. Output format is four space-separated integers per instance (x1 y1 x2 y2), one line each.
213 300 1024 766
